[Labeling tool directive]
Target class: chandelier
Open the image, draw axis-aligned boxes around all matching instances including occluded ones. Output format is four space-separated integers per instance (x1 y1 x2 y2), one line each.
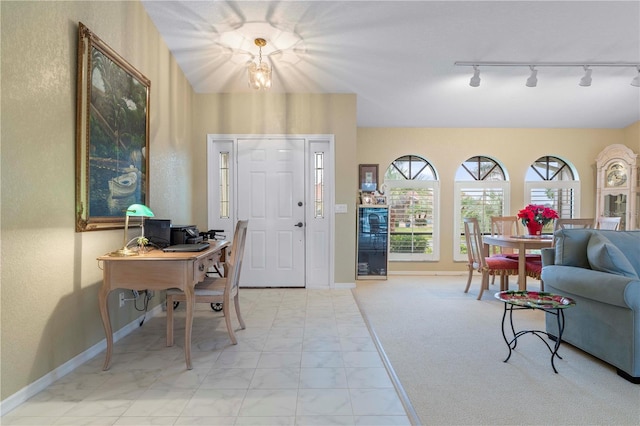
248 38 272 90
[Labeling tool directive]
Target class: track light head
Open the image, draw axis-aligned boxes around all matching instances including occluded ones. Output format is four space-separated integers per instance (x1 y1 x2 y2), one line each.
526 66 538 87
579 66 592 87
632 67 640 87
469 65 481 87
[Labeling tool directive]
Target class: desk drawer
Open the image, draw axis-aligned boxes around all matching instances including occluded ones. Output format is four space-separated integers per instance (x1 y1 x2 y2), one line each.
193 252 220 282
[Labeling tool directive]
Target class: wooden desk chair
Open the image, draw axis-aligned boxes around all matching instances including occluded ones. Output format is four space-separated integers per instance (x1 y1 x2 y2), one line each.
597 216 621 230
463 217 519 300
166 220 248 346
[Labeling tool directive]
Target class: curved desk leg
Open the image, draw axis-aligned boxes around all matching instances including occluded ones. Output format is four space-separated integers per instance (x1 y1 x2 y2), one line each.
98 284 113 371
184 285 195 370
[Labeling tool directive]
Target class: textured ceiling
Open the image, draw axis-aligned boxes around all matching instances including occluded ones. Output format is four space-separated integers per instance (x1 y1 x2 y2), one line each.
142 1 640 129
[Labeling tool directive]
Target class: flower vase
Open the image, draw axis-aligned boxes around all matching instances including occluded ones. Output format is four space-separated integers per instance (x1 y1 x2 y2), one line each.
526 221 543 236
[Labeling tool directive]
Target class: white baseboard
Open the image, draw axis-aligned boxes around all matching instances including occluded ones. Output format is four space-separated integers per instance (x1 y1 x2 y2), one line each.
0 303 164 416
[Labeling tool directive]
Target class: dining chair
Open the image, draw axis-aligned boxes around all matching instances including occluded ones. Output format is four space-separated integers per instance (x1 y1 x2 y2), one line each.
491 215 543 276
166 220 249 346
489 216 520 285
490 216 521 256
554 218 595 231
597 216 621 230
463 217 519 300
525 260 544 291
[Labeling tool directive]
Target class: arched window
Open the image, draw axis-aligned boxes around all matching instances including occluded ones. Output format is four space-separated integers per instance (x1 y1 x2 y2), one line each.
454 156 510 261
384 155 440 261
525 156 580 220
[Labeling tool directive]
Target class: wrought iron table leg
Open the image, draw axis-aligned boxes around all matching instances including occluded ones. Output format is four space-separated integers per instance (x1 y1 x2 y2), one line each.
500 303 565 373
500 303 513 363
549 309 566 373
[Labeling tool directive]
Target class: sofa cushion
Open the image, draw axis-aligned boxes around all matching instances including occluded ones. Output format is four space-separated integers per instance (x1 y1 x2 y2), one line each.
554 228 594 269
587 233 639 279
598 230 640 277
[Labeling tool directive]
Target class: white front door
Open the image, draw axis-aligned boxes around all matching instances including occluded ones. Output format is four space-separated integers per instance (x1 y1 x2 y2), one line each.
237 138 306 287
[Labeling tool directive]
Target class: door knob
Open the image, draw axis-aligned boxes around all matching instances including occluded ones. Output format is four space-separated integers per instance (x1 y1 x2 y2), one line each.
298 201 303 206
295 222 303 228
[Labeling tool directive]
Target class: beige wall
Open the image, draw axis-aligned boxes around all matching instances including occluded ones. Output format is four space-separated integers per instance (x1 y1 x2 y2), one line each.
0 1 195 400
623 120 640 153
190 94 358 284
357 127 639 272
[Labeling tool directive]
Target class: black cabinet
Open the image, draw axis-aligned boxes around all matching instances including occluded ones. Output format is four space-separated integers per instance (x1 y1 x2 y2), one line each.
356 206 389 280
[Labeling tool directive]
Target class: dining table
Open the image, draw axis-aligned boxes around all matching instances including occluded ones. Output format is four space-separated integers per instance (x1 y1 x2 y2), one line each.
482 235 554 291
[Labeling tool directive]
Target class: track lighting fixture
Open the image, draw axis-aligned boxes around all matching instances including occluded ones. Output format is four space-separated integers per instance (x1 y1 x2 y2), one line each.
579 66 593 87
455 62 640 88
469 65 481 87
632 67 640 87
525 66 538 87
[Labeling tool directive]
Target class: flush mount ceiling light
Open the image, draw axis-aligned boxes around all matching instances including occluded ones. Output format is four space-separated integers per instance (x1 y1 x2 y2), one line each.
526 66 538 87
455 62 640 88
579 66 593 87
248 38 272 90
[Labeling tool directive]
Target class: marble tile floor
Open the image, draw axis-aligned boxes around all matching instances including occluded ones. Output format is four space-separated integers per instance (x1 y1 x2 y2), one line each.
2 288 412 425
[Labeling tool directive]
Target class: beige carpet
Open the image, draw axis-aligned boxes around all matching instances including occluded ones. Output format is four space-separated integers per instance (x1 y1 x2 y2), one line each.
352 275 640 426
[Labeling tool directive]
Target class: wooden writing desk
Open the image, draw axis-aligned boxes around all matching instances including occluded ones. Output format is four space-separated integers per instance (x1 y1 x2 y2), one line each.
482 235 553 291
97 240 229 370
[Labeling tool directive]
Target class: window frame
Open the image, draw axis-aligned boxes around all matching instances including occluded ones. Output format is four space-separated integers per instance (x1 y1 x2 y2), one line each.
386 179 441 262
453 180 511 262
525 156 581 219
453 156 510 262
524 180 581 218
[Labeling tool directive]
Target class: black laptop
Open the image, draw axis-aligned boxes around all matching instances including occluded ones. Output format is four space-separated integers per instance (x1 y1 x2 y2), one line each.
163 242 210 252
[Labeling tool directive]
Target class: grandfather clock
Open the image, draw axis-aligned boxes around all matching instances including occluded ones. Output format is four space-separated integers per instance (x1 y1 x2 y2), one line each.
595 144 639 230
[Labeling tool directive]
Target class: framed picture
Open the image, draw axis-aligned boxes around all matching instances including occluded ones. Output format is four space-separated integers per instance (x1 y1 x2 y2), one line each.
75 22 150 231
359 164 378 192
361 194 374 205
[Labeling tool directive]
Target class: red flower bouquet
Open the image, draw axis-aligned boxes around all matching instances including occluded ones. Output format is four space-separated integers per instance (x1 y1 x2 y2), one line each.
517 204 559 226
517 204 559 235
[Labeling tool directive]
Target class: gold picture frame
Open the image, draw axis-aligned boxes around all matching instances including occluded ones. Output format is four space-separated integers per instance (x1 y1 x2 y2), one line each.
75 22 150 231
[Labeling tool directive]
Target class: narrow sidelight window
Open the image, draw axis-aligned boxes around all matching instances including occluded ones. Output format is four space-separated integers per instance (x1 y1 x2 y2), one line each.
219 152 230 219
314 152 324 218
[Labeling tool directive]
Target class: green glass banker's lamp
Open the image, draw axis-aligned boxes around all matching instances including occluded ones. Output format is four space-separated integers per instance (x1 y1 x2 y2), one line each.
109 203 154 257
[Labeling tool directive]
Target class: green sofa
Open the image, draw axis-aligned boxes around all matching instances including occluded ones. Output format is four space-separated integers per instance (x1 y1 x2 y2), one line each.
541 228 640 383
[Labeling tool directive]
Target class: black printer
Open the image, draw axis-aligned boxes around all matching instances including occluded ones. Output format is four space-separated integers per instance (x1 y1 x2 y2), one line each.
170 225 203 245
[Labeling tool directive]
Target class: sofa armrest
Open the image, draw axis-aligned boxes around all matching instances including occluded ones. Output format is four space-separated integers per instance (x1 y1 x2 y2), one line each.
541 265 640 310
541 248 555 267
